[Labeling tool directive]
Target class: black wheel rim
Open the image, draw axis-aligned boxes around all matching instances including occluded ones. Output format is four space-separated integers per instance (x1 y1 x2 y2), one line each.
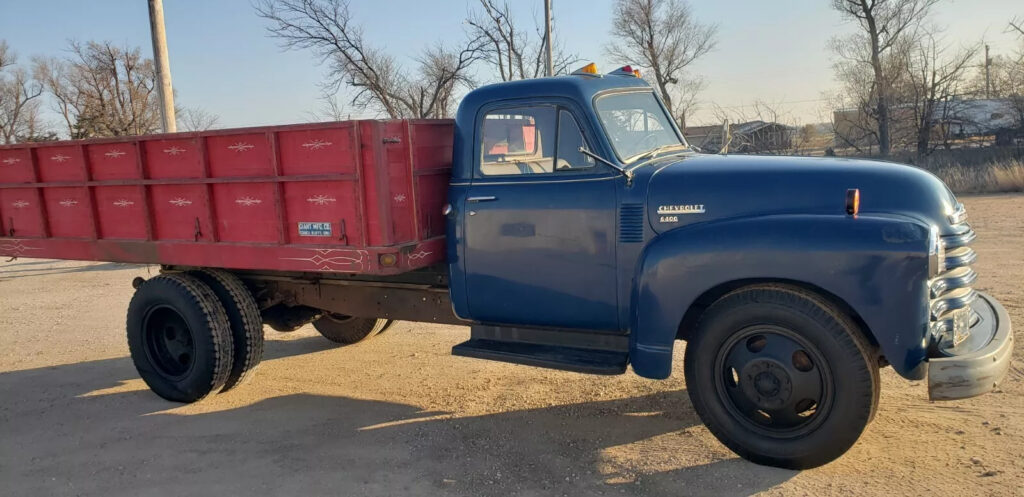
713 325 834 437
142 305 196 379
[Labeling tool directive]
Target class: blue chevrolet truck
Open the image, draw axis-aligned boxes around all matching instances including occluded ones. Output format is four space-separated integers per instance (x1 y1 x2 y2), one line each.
265 65 1012 469
29 63 1008 469
443 67 1013 466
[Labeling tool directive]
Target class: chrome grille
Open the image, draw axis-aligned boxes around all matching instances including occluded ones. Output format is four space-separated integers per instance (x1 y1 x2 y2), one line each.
929 204 978 344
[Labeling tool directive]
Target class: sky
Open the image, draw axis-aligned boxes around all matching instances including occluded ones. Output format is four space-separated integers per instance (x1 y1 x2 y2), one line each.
0 0 1021 130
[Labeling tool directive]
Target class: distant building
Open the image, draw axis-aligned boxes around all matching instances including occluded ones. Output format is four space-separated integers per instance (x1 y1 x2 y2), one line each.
833 98 1022 149
934 98 1021 145
684 120 795 154
682 124 724 151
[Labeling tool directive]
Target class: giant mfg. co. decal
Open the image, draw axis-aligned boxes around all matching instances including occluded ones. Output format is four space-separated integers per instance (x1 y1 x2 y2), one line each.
298 222 332 237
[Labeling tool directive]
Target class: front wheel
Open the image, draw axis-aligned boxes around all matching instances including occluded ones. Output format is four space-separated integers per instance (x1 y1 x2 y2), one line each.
312 314 393 345
684 285 879 469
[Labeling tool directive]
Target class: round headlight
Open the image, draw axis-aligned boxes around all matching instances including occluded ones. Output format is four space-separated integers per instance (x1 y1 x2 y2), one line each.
947 203 967 225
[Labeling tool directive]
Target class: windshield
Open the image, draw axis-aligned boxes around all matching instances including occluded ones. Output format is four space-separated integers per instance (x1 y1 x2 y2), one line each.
595 91 686 162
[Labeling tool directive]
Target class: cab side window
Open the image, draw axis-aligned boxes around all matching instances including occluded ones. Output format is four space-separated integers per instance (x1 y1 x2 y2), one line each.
479 106 594 176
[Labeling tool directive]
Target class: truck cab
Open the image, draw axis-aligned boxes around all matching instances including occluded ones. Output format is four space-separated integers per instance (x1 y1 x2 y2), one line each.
441 65 1013 468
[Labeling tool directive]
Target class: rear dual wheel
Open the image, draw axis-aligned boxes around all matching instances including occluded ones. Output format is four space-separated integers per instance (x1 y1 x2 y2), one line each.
187 269 264 391
127 271 264 403
127 274 233 402
684 285 879 469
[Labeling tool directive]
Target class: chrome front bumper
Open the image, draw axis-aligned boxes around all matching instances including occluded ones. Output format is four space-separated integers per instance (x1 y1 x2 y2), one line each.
928 292 1014 400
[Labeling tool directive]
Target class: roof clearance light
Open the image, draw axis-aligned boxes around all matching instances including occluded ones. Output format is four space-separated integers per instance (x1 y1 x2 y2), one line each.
846 188 860 216
608 65 641 77
572 63 599 75
602 64 634 75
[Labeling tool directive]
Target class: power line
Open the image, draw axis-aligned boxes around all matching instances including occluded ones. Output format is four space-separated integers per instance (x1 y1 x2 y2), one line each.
710 98 830 110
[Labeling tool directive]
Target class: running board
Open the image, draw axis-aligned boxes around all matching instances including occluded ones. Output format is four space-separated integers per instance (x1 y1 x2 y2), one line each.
451 324 629 375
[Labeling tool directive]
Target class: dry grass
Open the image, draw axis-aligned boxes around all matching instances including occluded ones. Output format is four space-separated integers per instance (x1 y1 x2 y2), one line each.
837 146 1024 194
894 146 1022 169
926 159 1024 194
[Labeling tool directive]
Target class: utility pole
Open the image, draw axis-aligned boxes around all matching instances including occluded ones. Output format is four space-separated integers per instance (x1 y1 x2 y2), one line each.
984 44 991 99
543 0 554 77
148 0 176 132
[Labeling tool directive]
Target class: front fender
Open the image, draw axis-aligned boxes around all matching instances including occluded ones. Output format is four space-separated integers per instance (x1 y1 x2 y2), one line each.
630 214 931 380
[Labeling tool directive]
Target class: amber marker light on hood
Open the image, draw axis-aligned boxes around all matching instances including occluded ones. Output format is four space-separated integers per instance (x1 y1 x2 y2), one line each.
846 188 860 216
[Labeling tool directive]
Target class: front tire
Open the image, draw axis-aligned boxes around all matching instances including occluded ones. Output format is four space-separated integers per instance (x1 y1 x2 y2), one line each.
126 274 234 403
312 314 392 345
684 284 879 469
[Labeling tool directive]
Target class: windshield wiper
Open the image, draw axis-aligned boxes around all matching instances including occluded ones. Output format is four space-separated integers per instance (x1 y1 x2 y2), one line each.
629 143 687 163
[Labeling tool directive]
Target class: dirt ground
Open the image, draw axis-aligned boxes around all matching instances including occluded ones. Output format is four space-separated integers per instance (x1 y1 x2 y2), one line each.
1 194 1021 497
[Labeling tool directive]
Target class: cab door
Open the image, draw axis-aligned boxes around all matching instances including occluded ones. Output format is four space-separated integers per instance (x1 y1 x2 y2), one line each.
462 103 620 331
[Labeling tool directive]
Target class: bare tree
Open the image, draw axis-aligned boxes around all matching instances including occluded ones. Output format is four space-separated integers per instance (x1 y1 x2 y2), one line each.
827 74 882 153
1010 16 1024 37
409 43 480 118
669 74 706 130
465 0 578 81
793 124 823 155
178 107 221 131
605 0 717 127
15 112 58 142
256 0 482 119
34 41 161 138
0 41 46 144
1005 18 1024 135
307 92 350 121
901 29 978 155
0 41 10 69
831 0 940 156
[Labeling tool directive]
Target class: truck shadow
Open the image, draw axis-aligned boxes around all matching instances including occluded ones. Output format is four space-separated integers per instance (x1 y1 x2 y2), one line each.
0 340 797 496
260 333 343 360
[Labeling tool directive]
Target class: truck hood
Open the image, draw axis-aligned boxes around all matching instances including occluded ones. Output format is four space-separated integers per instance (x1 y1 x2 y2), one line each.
645 154 961 234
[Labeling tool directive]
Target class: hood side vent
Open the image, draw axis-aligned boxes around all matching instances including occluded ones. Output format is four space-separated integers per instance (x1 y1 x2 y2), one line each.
619 203 644 243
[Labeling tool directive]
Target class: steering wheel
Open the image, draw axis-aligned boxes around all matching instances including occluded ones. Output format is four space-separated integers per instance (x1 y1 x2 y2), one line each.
637 132 662 151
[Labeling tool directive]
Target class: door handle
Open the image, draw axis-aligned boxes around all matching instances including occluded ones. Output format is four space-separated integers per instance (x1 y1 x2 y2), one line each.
467 195 497 203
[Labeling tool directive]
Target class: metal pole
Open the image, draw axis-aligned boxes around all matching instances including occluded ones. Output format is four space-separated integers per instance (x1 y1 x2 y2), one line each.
544 0 554 76
148 0 176 132
984 44 991 99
